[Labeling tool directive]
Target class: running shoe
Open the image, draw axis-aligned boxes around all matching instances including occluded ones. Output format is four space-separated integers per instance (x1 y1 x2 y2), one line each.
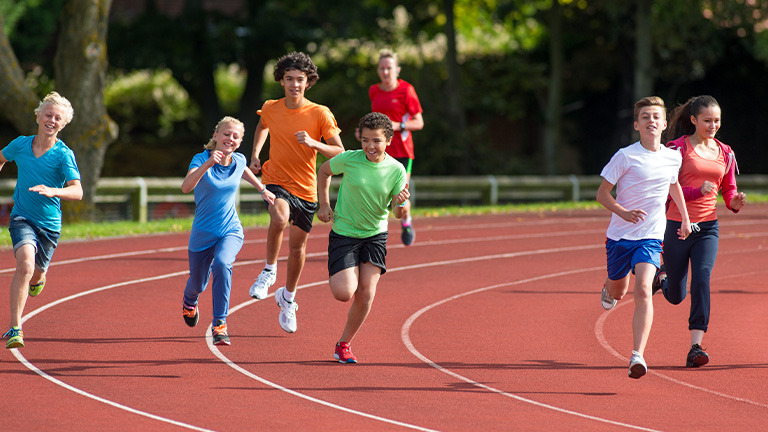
275 287 298 333
334 341 357 364
652 265 666 296
686 344 709 368
249 269 276 299
3 326 24 349
211 320 230 346
601 284 617 310
401 223 415 246
628 351 647 379
182 303 199 327
29 277 46 297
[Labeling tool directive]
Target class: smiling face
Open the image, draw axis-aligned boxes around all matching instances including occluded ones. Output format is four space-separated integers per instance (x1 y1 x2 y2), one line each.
213 121 244 155
634 105 667 141
36 103 69 138
360 127 391 163
691 105 721 140
280 69 308 101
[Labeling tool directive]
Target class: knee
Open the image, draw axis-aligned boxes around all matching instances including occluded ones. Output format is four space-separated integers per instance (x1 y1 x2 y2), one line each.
210 259 232 274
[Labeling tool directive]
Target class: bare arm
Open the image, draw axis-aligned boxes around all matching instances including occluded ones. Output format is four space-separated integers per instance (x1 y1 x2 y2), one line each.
596 179 647 223
30 179 83 201
250 120 269 173
395 112 424 132
181 151 220 193
316 161 334 223
391 183 411 219
295 132 344 159
241 166 275 206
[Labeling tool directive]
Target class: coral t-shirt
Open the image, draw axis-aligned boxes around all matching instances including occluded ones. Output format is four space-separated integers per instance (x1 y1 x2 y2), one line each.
258 98 341 202
667 139 726 223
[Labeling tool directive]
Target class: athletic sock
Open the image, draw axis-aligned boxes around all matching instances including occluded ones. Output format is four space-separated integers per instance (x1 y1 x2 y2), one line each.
265 262 276 272
402 215 412 226
283 289 296 302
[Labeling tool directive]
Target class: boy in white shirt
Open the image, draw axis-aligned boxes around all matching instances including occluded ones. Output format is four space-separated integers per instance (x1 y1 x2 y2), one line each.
596 96 692 379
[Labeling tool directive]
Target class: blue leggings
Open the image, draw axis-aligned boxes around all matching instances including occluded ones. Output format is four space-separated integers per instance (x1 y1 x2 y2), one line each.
661 219 719 332
183 233 243 326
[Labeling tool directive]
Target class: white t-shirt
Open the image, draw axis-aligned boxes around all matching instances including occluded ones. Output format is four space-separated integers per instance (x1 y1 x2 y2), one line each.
600 141 682 241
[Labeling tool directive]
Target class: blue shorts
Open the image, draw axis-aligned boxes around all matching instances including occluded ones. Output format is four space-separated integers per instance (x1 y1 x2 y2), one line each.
605 238 661 281
9 216 61 272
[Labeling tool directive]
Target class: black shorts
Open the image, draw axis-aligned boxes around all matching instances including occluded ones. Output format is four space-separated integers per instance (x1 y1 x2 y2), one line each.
327 230 388 276
394 157 413 174
266 184 318 233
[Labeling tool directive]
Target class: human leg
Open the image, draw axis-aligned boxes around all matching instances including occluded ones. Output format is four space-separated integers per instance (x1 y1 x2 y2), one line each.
631 262 656 355
210 233 243 326
9 244 36 329
249 198 289 298
685 220 719 367
661 220 691 305
183 247 214 309
337 263 380 344
284 225 310 294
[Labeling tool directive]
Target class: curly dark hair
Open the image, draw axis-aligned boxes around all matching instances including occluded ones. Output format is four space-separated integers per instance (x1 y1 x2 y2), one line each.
273 52 319 88
359 112 394 140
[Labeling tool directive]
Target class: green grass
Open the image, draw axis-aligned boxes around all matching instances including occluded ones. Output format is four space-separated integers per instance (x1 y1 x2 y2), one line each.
1 195 766 248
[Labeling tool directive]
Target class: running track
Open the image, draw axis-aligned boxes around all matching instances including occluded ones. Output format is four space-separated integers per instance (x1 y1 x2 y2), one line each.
2 205 767 431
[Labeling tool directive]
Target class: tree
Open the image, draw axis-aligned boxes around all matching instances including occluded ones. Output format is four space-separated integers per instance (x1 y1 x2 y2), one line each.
0 0 117 221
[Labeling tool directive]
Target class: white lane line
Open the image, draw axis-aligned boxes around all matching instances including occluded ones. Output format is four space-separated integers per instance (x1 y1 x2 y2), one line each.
400 267 663 432
595 299 768 410
11 272 217 432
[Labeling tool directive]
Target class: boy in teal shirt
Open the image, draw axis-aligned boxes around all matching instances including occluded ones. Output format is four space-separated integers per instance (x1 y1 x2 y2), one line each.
317 112 410 363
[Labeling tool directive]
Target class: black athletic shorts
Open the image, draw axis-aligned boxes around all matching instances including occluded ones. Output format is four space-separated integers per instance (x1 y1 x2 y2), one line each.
327 230 388 276
266 184 318 233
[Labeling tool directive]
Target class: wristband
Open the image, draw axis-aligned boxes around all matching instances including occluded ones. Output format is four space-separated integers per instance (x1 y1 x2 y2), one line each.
400 121 406 131
396 199 407 208
259 188 267 194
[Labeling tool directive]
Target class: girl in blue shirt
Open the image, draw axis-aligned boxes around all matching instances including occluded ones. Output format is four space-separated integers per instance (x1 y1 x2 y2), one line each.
181 117 275 346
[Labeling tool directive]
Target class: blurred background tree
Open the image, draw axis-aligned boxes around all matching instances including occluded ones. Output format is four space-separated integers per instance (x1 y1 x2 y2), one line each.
2 0 768 221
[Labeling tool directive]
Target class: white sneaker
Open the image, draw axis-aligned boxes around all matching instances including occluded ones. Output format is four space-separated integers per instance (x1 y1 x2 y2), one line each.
628 351 647 379
601 284 617 310
249 269 276 299
275 287 298 333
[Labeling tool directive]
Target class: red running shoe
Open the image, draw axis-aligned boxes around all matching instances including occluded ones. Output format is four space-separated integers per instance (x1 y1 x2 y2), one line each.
334 341 357 363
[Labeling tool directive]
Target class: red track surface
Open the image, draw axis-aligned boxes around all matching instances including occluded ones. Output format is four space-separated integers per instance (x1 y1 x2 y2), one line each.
2 205 767 431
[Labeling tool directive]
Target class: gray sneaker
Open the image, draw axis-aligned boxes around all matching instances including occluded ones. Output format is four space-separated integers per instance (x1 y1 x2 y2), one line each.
275 287 298 333
601 284 617 310
249 269 276 299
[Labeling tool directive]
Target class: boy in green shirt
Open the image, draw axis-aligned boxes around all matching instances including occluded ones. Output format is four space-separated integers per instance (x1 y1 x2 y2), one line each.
317 112 410 363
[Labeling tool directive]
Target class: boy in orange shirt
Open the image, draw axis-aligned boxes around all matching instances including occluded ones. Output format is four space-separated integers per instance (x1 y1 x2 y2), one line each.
248 52 344 333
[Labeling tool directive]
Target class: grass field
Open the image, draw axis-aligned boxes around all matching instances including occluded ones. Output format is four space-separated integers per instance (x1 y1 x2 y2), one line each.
1 195 765 248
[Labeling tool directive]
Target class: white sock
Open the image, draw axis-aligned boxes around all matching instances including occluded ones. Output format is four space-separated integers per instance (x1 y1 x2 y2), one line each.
283 289 296 302
265 262 276 272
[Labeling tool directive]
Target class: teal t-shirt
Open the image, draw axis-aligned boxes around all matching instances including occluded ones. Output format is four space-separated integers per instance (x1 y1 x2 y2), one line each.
329 150 406 238
2 135 81 232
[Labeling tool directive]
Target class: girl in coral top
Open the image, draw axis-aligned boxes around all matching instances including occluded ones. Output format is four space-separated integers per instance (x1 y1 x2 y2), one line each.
655 95 746 368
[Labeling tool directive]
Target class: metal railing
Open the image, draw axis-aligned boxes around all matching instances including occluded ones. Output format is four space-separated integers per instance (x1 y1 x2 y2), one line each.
1 174 767 223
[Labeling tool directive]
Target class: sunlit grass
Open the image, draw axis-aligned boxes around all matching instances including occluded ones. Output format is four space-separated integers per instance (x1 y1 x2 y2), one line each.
1 195 766 248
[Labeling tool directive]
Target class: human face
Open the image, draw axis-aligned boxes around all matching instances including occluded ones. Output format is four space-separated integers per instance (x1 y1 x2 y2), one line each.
360 127 390 163
691 105 721 140
280 69 308 101
377 57 399 88
634 106 666 140
213 122 243 155
36 104 68 137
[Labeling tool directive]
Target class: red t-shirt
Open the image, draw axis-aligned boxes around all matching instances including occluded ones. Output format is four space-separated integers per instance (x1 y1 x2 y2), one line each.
369 79 423 159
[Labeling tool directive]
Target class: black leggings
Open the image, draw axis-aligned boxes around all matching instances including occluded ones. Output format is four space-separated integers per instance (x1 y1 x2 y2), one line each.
662 219 719 332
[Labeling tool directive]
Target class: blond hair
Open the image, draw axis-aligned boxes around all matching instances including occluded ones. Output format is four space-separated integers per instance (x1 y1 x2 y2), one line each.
35 91 74 125
205 116 244 150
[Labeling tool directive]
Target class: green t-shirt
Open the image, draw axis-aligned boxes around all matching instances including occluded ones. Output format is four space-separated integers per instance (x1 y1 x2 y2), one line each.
328 150 407 238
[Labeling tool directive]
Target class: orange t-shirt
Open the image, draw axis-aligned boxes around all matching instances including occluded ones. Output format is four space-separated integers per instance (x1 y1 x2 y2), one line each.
258 98 341 202
667 138 726 223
